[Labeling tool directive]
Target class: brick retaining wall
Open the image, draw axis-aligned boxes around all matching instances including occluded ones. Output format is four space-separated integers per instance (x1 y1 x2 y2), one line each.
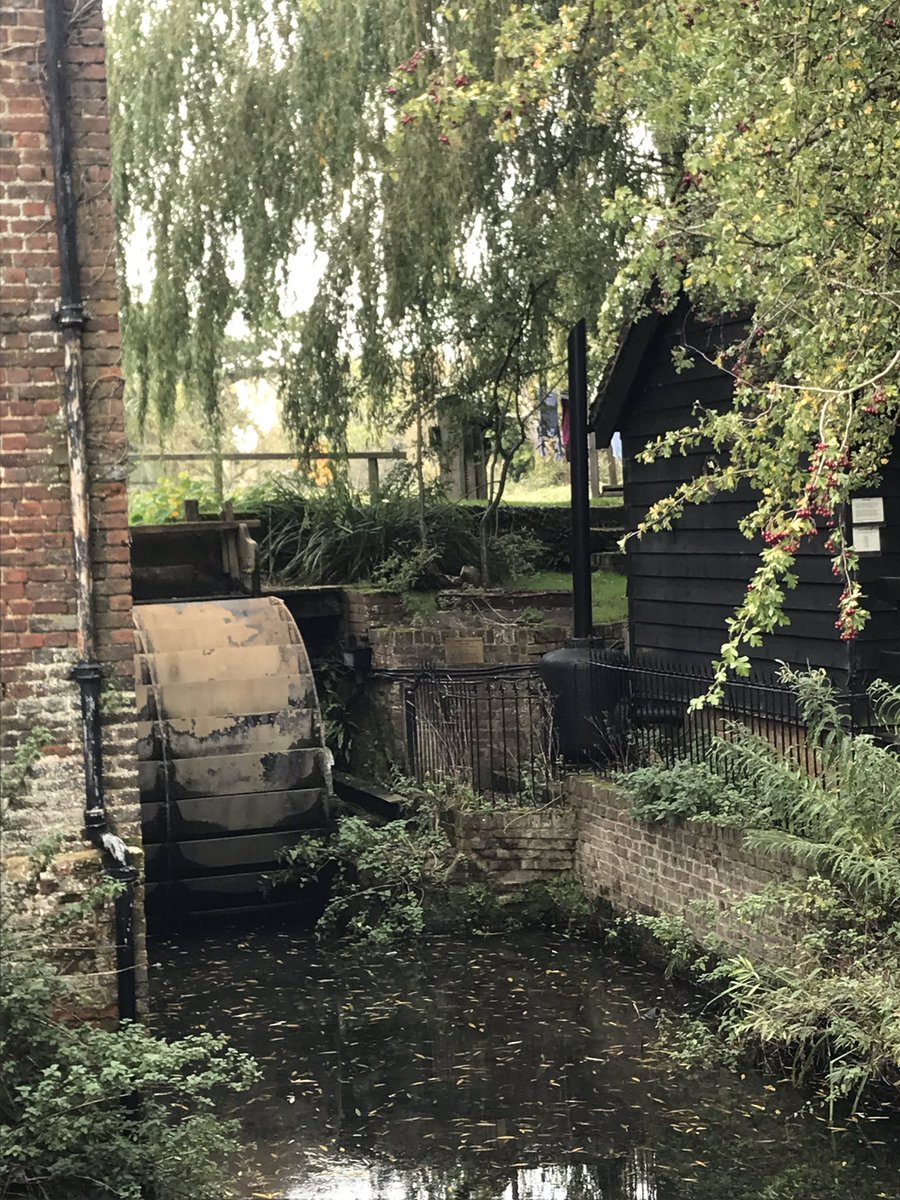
568 774 800 960
342 587 570 669
452 809 576 887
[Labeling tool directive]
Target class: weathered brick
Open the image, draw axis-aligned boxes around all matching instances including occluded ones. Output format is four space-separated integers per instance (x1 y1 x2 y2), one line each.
568 776 796 963
1 0 145 1017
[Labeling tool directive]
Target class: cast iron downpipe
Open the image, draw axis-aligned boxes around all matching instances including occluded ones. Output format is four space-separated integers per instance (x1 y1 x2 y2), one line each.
568 319 592 640
44 0 138 1024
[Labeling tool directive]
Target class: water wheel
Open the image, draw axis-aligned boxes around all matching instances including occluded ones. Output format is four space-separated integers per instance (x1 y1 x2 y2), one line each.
134 597 332 922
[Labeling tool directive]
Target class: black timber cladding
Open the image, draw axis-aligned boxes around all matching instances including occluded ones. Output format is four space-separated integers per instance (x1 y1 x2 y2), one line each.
590 301 899 682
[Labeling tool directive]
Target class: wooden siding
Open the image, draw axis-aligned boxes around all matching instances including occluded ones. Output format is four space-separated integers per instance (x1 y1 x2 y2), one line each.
613 308 900 683
854 438 900 678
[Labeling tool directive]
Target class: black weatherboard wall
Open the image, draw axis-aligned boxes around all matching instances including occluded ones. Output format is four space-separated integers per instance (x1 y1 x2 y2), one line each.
590 299 899 683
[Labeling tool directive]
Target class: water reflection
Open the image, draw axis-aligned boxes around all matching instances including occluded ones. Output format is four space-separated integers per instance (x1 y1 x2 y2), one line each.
149 925 900 1200
285 1154 660 1200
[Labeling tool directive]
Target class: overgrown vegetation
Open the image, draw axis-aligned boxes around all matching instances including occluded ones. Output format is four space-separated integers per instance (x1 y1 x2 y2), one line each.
128 473 222 525
620 759 750 825
256 469 479 586
0 726 52 807
617 669 900 1106
0 844 258 1200
274 776 591 946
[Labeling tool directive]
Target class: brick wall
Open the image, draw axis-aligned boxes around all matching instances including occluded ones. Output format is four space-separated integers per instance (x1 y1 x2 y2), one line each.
1 0 144 1006
452 809 576 888
342 589 571 785
569 775 800 961
341 587 570 669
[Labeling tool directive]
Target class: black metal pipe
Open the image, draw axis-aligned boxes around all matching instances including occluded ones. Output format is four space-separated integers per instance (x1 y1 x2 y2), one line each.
44 0 138 1025
568 319 592 639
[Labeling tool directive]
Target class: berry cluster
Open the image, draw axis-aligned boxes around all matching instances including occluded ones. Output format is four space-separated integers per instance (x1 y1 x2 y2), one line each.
395 48 423 75
862 389 886 417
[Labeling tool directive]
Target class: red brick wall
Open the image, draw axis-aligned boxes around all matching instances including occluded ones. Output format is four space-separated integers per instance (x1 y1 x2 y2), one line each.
569 776 799 962
1 0 140 854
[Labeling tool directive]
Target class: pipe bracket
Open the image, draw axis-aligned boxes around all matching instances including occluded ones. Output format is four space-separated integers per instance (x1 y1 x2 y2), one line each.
52 302 88 329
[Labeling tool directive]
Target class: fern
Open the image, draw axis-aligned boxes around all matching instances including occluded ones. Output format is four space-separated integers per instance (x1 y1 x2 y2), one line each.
638 671 900 1105
713 668 900 905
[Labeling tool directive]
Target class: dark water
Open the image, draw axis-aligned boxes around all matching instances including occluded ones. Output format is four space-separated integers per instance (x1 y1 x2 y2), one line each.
150 925 900 1200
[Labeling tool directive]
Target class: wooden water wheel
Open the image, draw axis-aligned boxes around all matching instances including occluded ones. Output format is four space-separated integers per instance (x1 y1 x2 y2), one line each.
134 596 332 921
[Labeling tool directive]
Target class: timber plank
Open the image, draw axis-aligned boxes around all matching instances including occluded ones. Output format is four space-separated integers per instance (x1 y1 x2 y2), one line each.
140 787 327 842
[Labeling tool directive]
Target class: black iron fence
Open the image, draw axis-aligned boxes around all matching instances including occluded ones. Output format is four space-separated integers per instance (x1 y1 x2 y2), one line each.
397 653 891 800
401 665 562 805
582 647 882 776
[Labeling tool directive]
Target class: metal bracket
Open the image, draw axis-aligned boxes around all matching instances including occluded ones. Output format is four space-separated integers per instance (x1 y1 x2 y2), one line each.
52 301 88 328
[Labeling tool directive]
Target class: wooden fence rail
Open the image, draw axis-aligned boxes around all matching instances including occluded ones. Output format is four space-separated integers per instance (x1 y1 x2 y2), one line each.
128 450 407 496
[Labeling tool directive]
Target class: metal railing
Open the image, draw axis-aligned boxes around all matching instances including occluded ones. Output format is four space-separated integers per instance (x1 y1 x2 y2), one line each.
398 653 890 800
401 665 562 805
583 646 880 776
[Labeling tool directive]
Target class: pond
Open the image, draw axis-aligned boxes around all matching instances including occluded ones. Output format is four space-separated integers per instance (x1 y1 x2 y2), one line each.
150 923 900 1200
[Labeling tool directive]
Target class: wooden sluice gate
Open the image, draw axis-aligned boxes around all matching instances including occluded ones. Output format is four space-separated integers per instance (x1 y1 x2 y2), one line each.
134 596 333 923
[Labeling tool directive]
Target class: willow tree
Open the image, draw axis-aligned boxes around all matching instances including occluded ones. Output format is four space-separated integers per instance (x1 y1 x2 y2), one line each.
108 0 636 539
406 1 900 691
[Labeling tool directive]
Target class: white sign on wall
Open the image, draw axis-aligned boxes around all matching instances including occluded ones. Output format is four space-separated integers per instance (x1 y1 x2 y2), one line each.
851 497 885 525
853 526 882 554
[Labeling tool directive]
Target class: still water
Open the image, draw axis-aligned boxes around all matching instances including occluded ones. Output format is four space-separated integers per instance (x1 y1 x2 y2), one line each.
150 924 900 1200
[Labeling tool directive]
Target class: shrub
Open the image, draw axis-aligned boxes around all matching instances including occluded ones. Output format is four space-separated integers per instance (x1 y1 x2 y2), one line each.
273 808 458 946
275 775 590 945
485 531 543 582
256 469 479 585
622 671 900 1107
1 848 258 1199
128 473 220 524
618 759 752 825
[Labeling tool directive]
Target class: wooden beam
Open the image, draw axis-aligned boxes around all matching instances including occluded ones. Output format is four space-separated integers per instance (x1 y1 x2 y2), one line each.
129 450 406 463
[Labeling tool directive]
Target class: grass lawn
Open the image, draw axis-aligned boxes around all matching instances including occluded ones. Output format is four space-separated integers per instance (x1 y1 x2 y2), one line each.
509 569 627 624
400 569 626 623
501 482 621 506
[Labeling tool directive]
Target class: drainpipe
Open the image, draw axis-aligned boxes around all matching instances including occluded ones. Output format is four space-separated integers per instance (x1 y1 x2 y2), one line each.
568 319 592 640
44 0 138 1024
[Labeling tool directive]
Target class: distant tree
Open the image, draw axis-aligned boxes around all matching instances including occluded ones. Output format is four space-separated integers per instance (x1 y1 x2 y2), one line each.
407 0 899 694
108 0 637 487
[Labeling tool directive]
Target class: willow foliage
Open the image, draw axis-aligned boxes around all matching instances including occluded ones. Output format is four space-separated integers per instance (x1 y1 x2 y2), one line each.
407 1 900 693
107 1 636 455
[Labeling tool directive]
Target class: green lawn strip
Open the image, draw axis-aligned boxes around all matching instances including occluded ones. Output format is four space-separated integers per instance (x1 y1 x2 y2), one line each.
509 570 627 624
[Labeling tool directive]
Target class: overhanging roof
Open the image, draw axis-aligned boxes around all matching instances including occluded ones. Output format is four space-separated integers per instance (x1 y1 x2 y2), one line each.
589 304 663 448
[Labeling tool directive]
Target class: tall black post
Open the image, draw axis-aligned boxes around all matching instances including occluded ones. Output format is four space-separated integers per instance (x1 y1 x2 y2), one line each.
568 320 592 639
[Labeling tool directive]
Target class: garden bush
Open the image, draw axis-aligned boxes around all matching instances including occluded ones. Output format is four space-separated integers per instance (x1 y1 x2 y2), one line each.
256 469 479 585
128 473 220 525
618 759 752 825
0 847 258 1200
621 670 900 1107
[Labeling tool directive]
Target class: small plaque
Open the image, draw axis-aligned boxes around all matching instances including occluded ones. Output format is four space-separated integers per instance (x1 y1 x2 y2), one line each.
851 497 884 525
445 637 485 665
853 525 882 554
